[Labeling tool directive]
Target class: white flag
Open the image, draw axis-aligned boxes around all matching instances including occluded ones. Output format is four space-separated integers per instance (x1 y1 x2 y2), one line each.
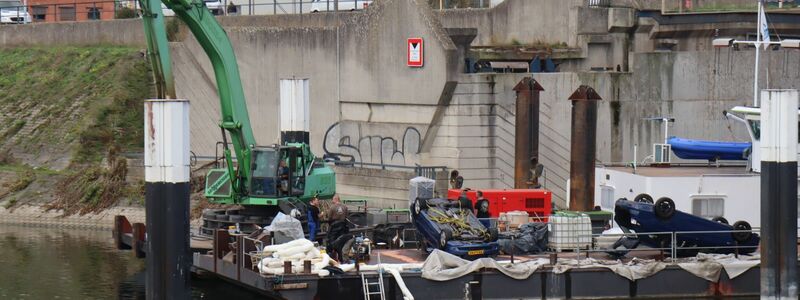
760 2 770 50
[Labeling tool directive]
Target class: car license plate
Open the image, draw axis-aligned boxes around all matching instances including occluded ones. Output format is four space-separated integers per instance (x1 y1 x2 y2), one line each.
468 250 484 256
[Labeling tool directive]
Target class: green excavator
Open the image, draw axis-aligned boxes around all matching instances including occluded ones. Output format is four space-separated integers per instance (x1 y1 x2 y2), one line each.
138 0 335 233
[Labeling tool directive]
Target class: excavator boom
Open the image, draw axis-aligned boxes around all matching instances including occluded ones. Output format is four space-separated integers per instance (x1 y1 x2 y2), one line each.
138 0 256 198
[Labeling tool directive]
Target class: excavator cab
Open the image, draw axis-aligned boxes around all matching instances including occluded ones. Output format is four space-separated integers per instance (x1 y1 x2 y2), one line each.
205 142 334 204
249 146 306 198
249 148 279 197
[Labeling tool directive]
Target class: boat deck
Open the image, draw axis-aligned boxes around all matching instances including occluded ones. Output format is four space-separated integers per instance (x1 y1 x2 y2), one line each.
605 164 753 177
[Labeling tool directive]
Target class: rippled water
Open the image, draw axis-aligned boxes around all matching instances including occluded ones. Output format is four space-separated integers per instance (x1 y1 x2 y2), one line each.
0 225 263 300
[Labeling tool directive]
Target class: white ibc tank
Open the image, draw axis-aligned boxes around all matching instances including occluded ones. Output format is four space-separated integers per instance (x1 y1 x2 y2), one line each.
548 212 592 252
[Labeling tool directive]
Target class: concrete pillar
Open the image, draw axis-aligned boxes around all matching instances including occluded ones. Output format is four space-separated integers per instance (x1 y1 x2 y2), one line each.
512 77 544 189
567 86 602 211
760 89 799 300
144 99 191 300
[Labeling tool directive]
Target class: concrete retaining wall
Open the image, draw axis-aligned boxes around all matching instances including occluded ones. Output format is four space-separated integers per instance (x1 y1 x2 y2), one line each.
178 0 459 158
333 166 448 208
437 0 582 47
0 18 145 47
0 205 146 230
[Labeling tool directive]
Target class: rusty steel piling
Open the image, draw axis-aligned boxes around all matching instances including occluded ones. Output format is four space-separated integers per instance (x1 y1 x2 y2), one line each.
512 77 544 189
567 86 602 212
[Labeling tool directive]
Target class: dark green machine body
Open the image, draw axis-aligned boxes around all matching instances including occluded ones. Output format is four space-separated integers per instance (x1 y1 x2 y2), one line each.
138 0 335 212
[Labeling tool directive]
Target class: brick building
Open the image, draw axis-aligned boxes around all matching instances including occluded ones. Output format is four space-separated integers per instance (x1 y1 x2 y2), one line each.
26 0 119 22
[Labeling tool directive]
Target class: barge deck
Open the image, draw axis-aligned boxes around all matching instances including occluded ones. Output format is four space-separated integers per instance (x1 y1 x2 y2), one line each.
112 215 778 299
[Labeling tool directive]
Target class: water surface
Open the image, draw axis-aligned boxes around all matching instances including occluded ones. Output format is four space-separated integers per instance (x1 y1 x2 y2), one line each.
0 225 263 299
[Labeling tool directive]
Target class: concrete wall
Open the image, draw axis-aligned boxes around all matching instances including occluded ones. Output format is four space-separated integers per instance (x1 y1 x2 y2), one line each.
176 0 459 159
334 165 448 208
0 18 144 47
437 0 582 47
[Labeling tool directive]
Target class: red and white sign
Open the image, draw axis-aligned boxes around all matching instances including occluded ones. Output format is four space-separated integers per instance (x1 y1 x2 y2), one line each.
407 38 424 67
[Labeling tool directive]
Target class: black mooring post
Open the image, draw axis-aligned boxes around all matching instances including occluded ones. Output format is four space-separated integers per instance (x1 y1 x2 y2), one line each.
759 90 799 300
144 99 192 300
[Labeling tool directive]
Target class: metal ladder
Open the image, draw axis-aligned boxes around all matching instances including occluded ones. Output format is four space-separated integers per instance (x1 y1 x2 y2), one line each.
361 254 386 300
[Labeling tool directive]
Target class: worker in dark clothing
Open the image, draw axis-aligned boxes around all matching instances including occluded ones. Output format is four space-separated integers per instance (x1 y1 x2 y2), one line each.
457 189 474 213
475 190 490 218
279 160 290 195
307 197 321 241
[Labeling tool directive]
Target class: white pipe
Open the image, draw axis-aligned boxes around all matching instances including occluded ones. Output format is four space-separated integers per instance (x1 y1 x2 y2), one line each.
754 0 762 106
725 111 757 142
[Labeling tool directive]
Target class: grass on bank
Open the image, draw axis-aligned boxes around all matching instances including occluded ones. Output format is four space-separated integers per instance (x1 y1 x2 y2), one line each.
0 46 154 214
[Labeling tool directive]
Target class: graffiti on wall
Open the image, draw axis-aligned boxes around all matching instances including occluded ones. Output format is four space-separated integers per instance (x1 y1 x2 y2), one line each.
323 122 421 167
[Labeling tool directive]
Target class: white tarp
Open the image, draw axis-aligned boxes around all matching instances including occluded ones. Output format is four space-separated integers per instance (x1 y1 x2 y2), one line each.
421 250 549 281
265 212 304 243
551 257 667 281
676 253 761 282
421 250 668 282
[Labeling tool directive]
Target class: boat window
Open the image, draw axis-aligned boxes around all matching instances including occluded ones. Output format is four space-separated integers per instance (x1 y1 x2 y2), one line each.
747 120 760 140
692 197 724 218
600 186 615 210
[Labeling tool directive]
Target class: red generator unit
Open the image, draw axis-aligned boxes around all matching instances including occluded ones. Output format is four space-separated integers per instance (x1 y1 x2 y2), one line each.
446 189 552 221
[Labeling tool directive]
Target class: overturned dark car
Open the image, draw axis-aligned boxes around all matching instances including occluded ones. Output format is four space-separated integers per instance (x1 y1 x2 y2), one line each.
411 198 499 259
613 196 759 256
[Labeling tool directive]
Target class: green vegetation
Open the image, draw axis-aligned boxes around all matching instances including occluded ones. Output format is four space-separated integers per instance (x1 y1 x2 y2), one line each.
1 120 25 140
0 46 153 164
47 146 137 215
115 7 138 19
0 46 154 214
166 18 181 42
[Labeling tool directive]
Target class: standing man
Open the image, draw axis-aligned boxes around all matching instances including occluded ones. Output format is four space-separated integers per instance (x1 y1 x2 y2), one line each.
327 194 349 223
325 194 350 261
475 190 490 218
457 189 474 213
307 197 321 241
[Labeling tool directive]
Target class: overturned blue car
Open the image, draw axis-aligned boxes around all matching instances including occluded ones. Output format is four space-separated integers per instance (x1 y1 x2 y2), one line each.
613 196 759 256
411 198 499 259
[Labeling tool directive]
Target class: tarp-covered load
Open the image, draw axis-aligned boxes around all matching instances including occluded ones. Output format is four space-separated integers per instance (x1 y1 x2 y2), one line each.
498 222 548 254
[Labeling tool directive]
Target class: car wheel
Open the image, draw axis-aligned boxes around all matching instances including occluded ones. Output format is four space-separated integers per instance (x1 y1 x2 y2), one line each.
440 227 453 249
653 197 675 220
712 216 729 225
634 193 654 204
732 221 753 243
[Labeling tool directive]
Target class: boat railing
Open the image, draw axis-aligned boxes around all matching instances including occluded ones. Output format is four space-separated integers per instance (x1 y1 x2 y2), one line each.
574 228 761 261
